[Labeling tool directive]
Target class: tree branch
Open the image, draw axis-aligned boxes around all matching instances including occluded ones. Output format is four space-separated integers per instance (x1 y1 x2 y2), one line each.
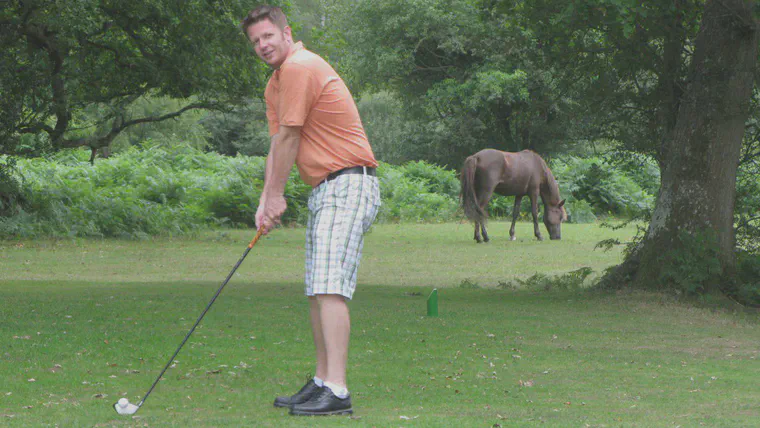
736 214 760 230
120 103 219 128
55 102 223 152
17 123 54 135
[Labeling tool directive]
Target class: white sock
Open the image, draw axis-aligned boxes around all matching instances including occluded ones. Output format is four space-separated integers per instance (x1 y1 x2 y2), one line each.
313 376 324 387
323 381 349 399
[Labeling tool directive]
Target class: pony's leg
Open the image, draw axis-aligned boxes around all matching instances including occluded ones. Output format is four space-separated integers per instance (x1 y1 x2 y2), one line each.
529 192 543 241
509 196 522 241
474 221 482 243
476 184 495 243
481 221 489 242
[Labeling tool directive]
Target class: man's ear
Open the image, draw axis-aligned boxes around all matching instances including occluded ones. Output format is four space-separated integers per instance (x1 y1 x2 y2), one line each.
284 26 293 41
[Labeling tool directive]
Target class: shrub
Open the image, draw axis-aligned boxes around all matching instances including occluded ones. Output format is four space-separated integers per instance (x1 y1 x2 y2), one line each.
605 151 661 196
1 144 304 238
565 199 597 224
399 161 460 199
459 278 481 289
376 161 459 223
0 146 673 238
552 156 655 218
728 251 760 307
497 267 594 291
658 230 723 295
487 195 512 218
0 156 24 217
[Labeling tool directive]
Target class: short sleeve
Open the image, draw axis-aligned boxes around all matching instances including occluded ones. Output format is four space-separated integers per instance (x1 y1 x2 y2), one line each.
276 63 317 127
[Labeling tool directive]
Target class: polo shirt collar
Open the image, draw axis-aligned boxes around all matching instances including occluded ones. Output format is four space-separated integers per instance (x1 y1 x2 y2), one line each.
278 41 304 69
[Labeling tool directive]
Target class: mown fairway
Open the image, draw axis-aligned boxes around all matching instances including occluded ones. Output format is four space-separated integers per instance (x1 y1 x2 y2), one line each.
1 222 635 286
1 222 758 427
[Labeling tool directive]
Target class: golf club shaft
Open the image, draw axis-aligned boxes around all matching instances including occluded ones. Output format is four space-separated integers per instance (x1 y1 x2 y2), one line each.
137 229 264 407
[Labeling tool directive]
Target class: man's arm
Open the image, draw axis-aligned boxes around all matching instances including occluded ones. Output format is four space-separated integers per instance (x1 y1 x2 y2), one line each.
255 125 301 234
264 124 301 198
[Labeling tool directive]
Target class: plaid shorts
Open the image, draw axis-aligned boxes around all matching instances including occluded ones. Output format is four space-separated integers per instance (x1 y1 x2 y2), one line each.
305 173 381 300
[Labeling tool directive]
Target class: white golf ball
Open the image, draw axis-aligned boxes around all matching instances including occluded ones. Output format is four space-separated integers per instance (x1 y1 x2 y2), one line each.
118 398 129 408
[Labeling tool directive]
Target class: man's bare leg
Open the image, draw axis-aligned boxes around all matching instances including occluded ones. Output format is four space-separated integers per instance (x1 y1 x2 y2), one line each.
314 294 350 388
309 296 328 381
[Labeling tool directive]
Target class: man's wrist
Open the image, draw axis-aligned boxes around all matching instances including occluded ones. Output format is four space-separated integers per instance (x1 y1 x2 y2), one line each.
262 186 285 198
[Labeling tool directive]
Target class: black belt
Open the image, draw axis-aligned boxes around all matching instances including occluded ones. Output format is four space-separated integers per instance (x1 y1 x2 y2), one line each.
321 166 376 185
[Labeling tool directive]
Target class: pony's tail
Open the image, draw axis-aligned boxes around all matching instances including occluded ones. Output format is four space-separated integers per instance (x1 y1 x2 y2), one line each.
461 155 486 224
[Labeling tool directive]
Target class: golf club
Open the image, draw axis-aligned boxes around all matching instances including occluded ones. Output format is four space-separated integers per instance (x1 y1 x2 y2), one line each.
114 229 264 416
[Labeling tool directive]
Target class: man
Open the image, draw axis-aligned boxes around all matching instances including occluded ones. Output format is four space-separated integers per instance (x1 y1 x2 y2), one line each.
241 5 381 417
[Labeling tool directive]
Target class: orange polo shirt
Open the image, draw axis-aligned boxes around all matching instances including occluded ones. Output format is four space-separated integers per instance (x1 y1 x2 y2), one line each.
264 42 378 187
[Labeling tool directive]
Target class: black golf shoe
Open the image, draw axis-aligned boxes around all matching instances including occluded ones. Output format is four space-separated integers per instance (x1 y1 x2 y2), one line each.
273 379 323 408
289 387 353 416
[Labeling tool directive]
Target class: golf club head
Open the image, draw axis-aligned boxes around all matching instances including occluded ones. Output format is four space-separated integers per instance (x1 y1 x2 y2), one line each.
113 399 140 415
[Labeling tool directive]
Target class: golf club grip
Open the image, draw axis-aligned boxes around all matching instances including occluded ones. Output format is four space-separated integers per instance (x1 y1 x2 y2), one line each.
139 229 264 406
248 228 264 248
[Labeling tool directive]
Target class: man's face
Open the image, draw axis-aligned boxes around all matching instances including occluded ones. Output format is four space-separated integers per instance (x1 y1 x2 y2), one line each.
246 19 292 69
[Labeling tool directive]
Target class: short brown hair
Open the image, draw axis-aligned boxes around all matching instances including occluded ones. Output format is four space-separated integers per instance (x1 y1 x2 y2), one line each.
241 5 289 34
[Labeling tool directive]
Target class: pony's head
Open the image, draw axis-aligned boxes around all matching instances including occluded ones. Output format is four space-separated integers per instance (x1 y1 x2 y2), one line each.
543 199 567 240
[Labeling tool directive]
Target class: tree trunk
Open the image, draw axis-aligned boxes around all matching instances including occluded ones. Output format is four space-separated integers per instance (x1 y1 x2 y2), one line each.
655 0 686 171
604 0 759 293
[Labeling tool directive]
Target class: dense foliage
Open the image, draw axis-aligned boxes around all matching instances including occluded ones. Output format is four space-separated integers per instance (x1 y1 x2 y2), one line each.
1 145 661 239
553 155 657 220
1 145 271 238
736 95 760 255
330 0 580 167
0 0 265 155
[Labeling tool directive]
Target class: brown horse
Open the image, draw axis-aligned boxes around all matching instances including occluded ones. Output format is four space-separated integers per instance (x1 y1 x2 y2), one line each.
461 149 567 243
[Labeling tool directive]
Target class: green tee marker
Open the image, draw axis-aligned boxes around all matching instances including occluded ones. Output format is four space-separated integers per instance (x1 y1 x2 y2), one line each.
427 288 439 316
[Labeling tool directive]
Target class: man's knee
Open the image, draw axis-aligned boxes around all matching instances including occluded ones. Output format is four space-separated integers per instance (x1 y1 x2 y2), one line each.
314 293 348 306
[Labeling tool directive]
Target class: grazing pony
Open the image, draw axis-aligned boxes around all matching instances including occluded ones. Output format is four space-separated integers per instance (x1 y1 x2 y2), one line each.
461 149 567 242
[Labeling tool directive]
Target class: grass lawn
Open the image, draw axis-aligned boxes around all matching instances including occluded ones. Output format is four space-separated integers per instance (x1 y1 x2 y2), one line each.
1 222 758 427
